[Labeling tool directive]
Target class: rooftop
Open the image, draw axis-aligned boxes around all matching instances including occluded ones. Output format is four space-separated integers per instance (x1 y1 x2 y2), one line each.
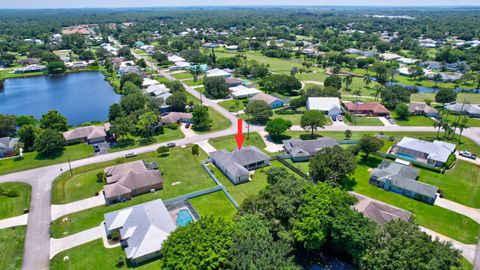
210 146 270 178
396 137 456 163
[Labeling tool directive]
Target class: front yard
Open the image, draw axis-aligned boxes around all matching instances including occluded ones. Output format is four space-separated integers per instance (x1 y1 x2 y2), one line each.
50 146 216 237
218 99 245 112
0 226 26 270
185 91 232 133
0 183 31 219
351 117 384 126
108 127 184 152
391 112 436 126
208 132 266 152
0 143 93 176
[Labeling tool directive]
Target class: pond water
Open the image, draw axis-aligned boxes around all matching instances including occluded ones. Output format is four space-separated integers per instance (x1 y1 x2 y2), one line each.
386 81 479 93
0 71 120 126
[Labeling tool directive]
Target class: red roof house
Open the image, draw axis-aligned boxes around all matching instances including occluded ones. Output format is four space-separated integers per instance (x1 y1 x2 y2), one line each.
343 101 390 116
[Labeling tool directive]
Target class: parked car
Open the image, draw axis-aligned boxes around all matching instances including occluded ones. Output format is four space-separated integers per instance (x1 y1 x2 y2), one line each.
388 119 395 125
166 142 176 148
185 123 191 129
93 144 100 152
459 151 476 160
337 115 343 121
125 151 138 158
331 116 337 121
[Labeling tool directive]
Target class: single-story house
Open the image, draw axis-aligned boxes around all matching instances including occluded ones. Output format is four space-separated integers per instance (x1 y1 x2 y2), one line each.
167 55 185 63
397 57 419 65
250 92 284 108
170 61 191 71
306 97 342 116
369 160 438 204
408 102 438 117
224 77 243 87
390 137 456 167
118 65 144 77
0 137 19 158
142 78 159 88
62 124 110 144
160 112 192 125
206 68 232 78
17 58 40 66
104 199 176 265
14 65 46 74
283 137 338 161
210 146 270 185
444 103 480 118
229 85 261 99
343 101 390 116
397 67 412 76
419 61 442 70
103 160 163 204
225 45 238 50
145 84 170 98
352 193 412 225
380 53 401 61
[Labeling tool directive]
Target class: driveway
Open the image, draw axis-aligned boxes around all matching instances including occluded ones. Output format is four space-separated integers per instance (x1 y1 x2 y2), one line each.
50 225 104 259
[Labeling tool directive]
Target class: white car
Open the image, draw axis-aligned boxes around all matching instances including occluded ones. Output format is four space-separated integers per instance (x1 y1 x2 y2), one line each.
125 151 138 158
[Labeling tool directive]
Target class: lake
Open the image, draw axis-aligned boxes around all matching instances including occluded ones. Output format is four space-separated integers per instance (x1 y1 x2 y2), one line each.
0 71 120 126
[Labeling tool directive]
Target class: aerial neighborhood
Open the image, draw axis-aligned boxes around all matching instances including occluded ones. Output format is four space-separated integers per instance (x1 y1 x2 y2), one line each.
1 5 480 270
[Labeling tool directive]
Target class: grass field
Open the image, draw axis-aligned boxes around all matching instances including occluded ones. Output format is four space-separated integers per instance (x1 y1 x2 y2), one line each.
351 117 384 126
441 113 480 128
50 239 162 270
391 112 436 126
208 132 266 152
411 92 480 104
0 183 31 219
50 146 216 237
109 128 184 152
218 99 245 112
352 156 479 244
189 191 237 221
0 226 26 270
171 72 193 80
183 78 204 86
0 143 93 176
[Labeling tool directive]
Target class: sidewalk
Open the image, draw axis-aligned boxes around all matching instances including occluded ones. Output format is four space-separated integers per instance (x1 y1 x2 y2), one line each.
435 198 480 224
51 194 105 221
0 213 28 229
197 140 217 154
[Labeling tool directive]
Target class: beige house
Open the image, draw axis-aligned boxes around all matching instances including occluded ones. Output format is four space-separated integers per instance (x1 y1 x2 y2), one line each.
62 124 110 144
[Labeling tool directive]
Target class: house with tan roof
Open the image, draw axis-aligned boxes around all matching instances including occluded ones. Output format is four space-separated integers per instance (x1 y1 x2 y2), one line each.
160 112 193 125
103 160 163 204
251 92 284 108
408 102 438 117
62 124 110 144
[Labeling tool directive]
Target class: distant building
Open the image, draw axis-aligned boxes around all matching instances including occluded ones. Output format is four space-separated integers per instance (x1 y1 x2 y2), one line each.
224 77 243 87
160 112 192 125
210 146 270 184
14 65 46 74
352 193 412 225
250 92 284 108
444 103 480 118
103 160 163 204
343 101 390 116
306 97 342 116
62 124 110 144
206 68 231 78
380 53 401 61
167 55 185 62
390 137 456 168
408 102 438 118
17 58 40 66
103 199 176 264
369 160 438 204
283 137 338 161
229 85 261 99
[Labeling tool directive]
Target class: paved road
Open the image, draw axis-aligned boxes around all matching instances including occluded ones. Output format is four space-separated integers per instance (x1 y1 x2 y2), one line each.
2 37 479 269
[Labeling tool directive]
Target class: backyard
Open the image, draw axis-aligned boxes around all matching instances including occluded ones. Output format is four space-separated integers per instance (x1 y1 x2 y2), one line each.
189 191 238 221
0 226 26 270
50 146 216 237
0 182 31 219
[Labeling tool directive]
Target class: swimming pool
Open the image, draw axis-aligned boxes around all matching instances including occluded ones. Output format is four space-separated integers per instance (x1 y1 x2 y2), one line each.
176 209 194 226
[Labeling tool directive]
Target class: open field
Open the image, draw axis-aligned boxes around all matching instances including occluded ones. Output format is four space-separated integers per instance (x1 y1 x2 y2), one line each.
50 146 215 237
0 226 26 270
0 143 93 176
0 183 31 219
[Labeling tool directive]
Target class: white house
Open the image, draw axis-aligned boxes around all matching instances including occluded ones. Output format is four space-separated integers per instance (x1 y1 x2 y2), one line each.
306 97 342 116
167 55 185 62
229 85 261 99
206 68 232 78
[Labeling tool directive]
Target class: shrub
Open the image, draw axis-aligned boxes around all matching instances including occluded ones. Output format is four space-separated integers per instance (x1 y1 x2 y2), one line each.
157 146 170 156
167 123 179 130
115 256 125 267
96 172 105 183
192 144 200 156
347 145 360 156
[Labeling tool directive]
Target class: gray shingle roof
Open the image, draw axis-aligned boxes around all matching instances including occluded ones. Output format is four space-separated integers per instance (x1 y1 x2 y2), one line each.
210 146 270 178
283 137 338 157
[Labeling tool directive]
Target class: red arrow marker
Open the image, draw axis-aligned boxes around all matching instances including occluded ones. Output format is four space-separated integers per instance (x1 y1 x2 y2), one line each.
235 119 244 150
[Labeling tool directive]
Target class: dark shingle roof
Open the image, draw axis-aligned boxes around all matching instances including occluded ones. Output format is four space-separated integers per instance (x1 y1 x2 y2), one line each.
283 137 338 157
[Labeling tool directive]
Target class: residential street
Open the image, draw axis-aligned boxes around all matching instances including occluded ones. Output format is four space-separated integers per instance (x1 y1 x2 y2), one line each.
1 37 478 270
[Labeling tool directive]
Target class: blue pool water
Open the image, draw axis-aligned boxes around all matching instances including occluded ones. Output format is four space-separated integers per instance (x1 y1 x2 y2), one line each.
176 209 193 226
395 153 417 162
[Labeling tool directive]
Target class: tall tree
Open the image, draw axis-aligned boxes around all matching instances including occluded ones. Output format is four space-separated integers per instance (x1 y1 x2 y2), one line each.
34 129 65 155
245 100 273 124
18 124 37 151
0 114 16 137
192 105 212 131
40 110 68 132
300 110 326 138
265 118 292 138
135 111 159 138
111 116 134 139
357 135 384 159
309 145 357 187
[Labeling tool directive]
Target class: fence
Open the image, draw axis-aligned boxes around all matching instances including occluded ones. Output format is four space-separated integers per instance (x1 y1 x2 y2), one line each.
272 155 310 180
164 186 222 205
201 160 240 209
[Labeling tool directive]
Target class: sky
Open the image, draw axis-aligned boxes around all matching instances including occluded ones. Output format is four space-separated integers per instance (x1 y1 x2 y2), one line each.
2 0 480 9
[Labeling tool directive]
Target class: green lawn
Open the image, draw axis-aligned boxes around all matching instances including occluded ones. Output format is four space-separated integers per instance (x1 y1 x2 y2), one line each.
391 112 436 126
0 183 31 219
0 143 93 176
352 156 479 244
109 128 184 152
218 99 245 112
411 92 480 104
50 239 162 270
208 132 266 152
183 78 204 86
419 160 480 208
50 146 216 237
170 72 193 80
351 117 384 126
0 226 26 270
189 191 237 221
441 113 480 128
185 92 232 133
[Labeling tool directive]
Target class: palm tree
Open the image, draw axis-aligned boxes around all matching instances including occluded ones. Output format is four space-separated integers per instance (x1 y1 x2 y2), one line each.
433 120 442 138
190 65 201 82
363 75 372 89
343 75 353 92
457 116 470 143
372 85 383 102
433 73 442 92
